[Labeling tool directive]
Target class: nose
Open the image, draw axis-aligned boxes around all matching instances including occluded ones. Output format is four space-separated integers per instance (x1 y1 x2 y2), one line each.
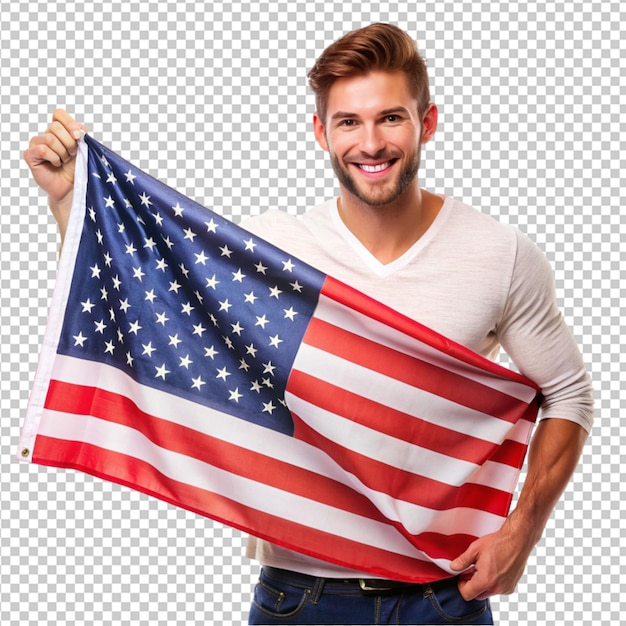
360 123 386 157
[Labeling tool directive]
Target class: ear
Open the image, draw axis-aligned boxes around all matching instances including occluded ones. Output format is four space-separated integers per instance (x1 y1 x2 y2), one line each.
313 113 329 152
420 103 438 144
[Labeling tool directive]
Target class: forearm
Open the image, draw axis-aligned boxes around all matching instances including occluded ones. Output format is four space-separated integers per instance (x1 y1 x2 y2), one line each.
504 417 589 548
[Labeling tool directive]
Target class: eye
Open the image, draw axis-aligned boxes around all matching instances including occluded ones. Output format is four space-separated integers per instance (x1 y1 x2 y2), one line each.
339 119 357 127
385 114 400 123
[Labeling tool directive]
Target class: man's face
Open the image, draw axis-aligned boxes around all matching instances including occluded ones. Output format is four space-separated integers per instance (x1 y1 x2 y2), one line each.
314 71 436 209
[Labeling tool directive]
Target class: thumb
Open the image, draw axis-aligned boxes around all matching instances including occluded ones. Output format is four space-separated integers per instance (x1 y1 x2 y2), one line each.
449 545 478 572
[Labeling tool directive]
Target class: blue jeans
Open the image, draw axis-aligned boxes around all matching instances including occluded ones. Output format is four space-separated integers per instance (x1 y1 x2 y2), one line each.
248 567 493 625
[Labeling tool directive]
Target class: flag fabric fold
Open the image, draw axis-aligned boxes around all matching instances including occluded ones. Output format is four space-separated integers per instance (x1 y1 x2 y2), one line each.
19 135 541 582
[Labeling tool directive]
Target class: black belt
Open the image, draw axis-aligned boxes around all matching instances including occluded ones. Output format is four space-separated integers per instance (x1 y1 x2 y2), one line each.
262 566 421 595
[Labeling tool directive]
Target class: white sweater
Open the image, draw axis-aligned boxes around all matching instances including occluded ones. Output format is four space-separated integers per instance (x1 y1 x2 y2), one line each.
240 195 594 578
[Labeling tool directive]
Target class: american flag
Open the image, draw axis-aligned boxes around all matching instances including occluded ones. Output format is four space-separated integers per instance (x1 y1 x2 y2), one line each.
19 135 541 582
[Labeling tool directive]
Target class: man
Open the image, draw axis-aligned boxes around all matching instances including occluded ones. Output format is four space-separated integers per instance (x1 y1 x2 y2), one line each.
24 23 593 626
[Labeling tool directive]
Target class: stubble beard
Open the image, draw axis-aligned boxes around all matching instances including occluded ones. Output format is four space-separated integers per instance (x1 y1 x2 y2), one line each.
330 145 422 209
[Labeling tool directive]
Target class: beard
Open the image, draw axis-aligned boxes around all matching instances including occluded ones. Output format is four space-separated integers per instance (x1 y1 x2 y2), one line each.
329 144 421 208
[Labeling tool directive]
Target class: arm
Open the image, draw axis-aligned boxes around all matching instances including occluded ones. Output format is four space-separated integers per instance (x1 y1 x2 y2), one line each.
450 417 588 600
23 109 87 245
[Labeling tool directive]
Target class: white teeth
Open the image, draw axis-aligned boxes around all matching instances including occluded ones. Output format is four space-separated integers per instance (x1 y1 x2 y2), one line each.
359 162 390 173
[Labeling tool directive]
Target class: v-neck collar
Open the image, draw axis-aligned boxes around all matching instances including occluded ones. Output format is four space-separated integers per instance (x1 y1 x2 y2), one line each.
328 196 453 278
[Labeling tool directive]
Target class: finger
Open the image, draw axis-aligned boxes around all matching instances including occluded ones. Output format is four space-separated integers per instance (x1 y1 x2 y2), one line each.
52 108 88 142
27 132 72 167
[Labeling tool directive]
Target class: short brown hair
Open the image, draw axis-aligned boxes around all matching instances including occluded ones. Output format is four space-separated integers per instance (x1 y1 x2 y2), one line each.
308 23 431 124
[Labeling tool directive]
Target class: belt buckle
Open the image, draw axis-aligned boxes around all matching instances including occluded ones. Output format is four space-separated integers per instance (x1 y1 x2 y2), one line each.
358 579 393 592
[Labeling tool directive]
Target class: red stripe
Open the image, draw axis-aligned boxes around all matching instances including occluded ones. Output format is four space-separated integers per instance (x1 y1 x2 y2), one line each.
288 370 529 469
291 412 513 516
32 435 454 583
43 379 390 524
320 276 540 391
303 316 532 425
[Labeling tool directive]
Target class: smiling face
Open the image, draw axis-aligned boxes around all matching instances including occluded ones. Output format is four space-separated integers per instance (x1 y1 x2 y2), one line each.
314 71 437 210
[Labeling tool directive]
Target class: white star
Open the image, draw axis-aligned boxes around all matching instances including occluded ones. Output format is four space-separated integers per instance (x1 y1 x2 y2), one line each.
119 298 131 313
96 229 104 244
117 222 126 234
181 302 194 315
94 319 107 334
245 343 258 357
125 170 136 184
283 307 298 321
219 245 232 258
81 298 95 313
168 334 182 348
88 206 96 221
282 258 295 272
111 275 122 290
179 355 193 369
269 285 282 299
255 314 270 329
254 261 268 274
216 367 231 381
103 252 113 267
126 352 134 367
155 258 168 272
144 289 157 303
231 321 244 335
106 172 117 184
290 280 303 292
104 340 115 355
228 388 243 403
193 323 206 337
232 268 246 282
238 358 250 371
194 250 209 265
155 363 170 380
125 242 137 256
90 264 101 278
132 266 145 281
144 237 157 251
172 202 185 217
244 291 257 304
244 238 257 251
179 263 190 278
204 345 218 359
218 299 232 313
191 376 206 390
100 286 108 301
205 219 218 233
268 334 283 348
138 192 152 207
162 235 174 249
206 274 219 289
153 212 164 226
262 361 276 376
262 401 276 414
250 380 263 393
183 227 197 242
104 195 115 208
129 320 142 335
169 280 181 293
73 332 87 347
142 342 156 357
155 311 169 326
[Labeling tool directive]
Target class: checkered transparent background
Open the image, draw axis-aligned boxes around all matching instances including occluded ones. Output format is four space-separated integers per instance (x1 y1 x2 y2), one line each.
1 2 623 624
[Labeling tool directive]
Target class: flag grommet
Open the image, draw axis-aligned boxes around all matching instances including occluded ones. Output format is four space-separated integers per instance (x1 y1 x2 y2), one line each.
21 448 30 459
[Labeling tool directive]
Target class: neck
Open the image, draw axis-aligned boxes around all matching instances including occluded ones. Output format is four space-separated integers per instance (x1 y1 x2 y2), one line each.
337 184 442 264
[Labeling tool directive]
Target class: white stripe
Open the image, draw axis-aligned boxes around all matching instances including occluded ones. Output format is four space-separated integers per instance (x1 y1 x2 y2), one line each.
294 343 524 444
37 407 430 560
287 393 523 496
315 293 538 403
44 355 507 539
18 139 89 460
